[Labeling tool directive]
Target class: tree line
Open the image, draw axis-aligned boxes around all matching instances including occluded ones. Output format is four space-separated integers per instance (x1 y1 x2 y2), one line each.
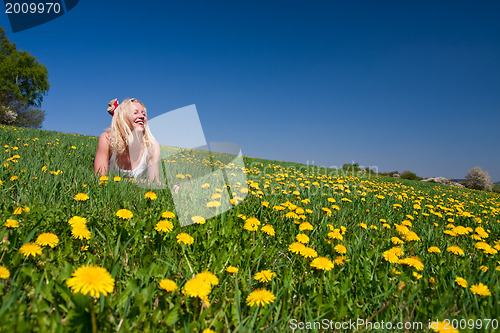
0 26 49 128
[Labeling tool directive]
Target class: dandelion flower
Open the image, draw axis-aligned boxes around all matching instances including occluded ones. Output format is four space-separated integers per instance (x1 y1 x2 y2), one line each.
182 278 211 298
196 271 219 286
254 270 276 283
226 266 239 273
159 279 177 292
299 222 313 231
191 216 206 224
428 247 441 253
399 256 424 271
246 289 276 307
176 232 194 245
162 211 176 219
155 220 173 232
404 231 421 242
391 237 404 245
447 246 464 256
413 272 423 280
66 265 115 298
455 277 467 288
74 193 89 201
35 233 59 248
470 283 491 296
310 257 334 271
206 201 221 208
19 242 42 258
296 233 309 244
334 244 347 254
13 207 23 215
116 209 133 219
4 219 19 228
71 225 91 240
300 247 318 258
68 216 87 228
358 223 367 229
261 225 275 236
0 266 10 279
113 176 121 182
144 192 157 200
288 242 306 254
243 218 260 231
430 321 459 333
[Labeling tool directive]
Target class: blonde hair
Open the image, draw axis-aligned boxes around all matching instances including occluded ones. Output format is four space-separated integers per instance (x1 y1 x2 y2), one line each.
107 98 157 156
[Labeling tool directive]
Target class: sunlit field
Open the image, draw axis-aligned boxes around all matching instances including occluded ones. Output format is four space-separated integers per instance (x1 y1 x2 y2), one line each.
1 125 499 332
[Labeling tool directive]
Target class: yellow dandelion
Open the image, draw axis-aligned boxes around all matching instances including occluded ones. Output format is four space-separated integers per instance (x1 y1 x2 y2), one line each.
310 257 334 271
298 222 313 231
391 237 404 245
334 244 347 254
155 220 173 232
159 279 178 292
116 209 133 219
261 225 275 236
182 278 211 298
144 192 157 200
113 176 121 182
13 207 23 215
413 272 423 280
19 242 42 258
447 246 464 256
470 283 491 296
176 232 194 245
246 289 276 307
0 266 10 279
68 216 86 228
430 321 459 333
296 233 309 244
399 256 424 271
455 277 467 288
66 265 115 298
4 219 19 228
288 242 306 254
74 193 89 201
190 216 206 224
35 233 59 248
322 207 332 216
300 247 318 258
226 266 239 273
71 225 91 240
428 247 441 253
358 223 367 229
254 270 276 283
195 271 219 286
162 211 176 219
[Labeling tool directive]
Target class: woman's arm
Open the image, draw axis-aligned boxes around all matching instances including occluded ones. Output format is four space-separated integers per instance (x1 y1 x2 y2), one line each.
147 141 161 184
94 132 110 177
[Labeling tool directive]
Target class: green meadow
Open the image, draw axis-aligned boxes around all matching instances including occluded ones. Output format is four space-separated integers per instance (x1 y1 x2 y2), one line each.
0 125 499 332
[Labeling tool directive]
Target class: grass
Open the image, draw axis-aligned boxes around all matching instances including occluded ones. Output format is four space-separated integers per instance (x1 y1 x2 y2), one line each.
0 124 499 332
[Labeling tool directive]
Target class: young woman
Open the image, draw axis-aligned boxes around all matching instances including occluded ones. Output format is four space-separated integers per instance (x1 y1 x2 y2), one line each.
94 98 161 183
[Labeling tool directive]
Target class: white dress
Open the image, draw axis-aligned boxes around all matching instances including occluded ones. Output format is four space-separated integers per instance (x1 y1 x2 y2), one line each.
108 151 148 178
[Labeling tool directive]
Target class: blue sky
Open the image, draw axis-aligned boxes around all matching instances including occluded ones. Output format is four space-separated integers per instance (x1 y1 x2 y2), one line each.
1 0 499 180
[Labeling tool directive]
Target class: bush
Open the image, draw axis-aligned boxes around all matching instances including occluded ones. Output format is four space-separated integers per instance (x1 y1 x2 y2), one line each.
465 166 493 191
400 170 422 181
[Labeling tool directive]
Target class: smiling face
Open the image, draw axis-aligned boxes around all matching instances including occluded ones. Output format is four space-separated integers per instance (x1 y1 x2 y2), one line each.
128 101 147 132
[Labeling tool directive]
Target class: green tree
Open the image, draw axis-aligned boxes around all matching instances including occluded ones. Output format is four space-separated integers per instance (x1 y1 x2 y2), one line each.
0 26 49 128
